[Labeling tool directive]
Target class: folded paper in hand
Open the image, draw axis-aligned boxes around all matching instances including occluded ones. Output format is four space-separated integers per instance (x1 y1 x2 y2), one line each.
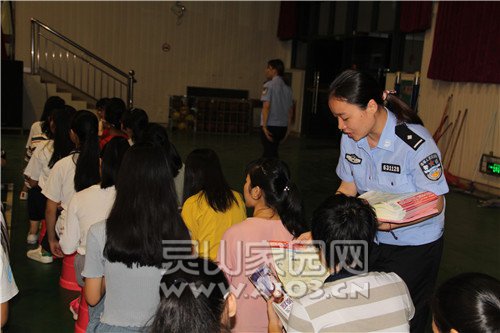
268 240 329 297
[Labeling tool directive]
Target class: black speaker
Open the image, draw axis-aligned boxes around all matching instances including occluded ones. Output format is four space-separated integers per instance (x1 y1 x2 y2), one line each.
1 60 23 128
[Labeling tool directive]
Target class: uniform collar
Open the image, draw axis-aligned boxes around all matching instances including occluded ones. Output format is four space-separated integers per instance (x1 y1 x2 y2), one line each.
377 108 397 152
272 75 283 83
357 108 396 152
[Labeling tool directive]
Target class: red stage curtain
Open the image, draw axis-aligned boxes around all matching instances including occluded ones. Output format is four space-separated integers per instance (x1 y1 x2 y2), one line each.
400 2 432 33
428 2 500 84
277 1 298 41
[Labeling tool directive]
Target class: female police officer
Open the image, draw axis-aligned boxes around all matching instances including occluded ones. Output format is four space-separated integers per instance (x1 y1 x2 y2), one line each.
330 70 449 333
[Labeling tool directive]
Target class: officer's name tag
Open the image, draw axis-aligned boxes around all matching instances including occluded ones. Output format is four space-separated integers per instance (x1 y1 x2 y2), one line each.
381 163 401 174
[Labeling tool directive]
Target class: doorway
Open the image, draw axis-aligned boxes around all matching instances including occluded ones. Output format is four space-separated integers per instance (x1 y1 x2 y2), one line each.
300 36 392 143
301 39 344 141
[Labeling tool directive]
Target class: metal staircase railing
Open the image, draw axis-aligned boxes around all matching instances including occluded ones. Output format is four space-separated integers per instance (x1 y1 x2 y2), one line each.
30 18 136 108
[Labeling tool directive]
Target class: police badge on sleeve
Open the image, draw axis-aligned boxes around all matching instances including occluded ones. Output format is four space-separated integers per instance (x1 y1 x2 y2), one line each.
345 154 362 164
262 87 268 96
419 153 442 181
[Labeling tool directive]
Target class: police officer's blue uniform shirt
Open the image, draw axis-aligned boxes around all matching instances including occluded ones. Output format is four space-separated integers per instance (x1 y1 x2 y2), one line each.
336 109 449 246
260 76 292 127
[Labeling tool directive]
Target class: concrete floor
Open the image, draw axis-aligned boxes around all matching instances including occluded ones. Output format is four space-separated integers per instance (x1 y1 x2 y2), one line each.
1 131 499 332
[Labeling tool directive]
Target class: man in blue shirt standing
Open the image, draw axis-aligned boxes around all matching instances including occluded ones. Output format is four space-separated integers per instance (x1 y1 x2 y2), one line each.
260 59 293 158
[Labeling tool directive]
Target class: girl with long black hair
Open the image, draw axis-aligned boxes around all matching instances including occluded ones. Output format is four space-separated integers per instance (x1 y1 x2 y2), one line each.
141 123 184 205
100 97 128 150
431 272 500 333
60 136 130 282
20 96 66 200
83 144 190 332
181 148 246 261
121 107 149 145
217 158 306 333
40 110 100 260
25 106 76 261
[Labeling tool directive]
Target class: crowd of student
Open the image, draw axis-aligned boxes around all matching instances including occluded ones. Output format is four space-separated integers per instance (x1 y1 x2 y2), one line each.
1 69 500 333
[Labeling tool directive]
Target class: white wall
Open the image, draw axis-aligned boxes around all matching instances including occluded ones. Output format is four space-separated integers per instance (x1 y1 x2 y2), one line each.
15 1 292 124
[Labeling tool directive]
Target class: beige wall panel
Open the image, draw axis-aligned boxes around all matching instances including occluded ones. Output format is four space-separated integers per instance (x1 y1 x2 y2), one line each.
15 1 291 123
418 3 500 191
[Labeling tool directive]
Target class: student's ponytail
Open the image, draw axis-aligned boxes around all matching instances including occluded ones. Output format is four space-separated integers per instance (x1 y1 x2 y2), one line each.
275 181 306 237
71 110 100 192
246 158 306 238
48 106 76 168
329 69 423 125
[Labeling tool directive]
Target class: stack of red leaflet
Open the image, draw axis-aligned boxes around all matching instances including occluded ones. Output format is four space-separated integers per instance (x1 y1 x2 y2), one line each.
358 191 439 223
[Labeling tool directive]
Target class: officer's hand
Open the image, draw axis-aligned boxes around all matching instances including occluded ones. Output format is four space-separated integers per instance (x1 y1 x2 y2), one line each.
263 127 273 142
280 130 291 144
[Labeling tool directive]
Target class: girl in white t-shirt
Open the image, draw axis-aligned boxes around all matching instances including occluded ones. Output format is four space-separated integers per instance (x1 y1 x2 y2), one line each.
60 136 129 284
21 96 65 200
24 106 75 249
1 211 18 328
33 110 100 261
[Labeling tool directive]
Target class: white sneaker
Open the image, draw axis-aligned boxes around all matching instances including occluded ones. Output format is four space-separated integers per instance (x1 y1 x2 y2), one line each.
27 233 38 245
26 246 53 264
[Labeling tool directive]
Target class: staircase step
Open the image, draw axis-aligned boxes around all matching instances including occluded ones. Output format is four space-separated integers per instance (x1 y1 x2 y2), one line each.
68 100 88 110
41 80 89 110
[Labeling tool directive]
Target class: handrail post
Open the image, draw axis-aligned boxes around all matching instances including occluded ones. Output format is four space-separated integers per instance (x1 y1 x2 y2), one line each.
30 19 35 74
36 23 40 74
127 70 135 108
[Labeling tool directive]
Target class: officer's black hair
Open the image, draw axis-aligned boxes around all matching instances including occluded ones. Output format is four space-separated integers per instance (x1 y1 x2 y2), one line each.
267 59 285 77
329 69 423 126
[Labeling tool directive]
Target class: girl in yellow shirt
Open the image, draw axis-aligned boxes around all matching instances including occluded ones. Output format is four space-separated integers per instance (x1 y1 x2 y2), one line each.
181 149 246 261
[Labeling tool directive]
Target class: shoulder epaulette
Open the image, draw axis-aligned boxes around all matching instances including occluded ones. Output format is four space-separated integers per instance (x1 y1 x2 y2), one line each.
395 124 425 151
